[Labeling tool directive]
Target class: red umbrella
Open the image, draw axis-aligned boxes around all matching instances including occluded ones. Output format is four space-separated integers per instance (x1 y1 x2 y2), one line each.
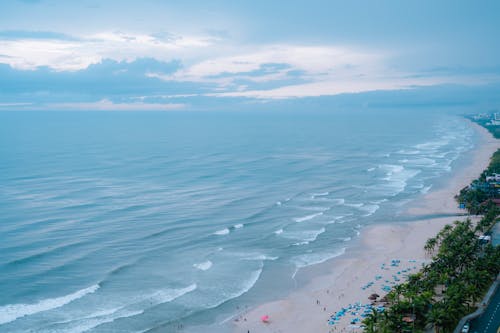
261 315 270 323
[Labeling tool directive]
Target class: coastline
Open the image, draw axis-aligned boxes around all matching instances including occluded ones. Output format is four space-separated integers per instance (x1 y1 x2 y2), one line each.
231 120 499 333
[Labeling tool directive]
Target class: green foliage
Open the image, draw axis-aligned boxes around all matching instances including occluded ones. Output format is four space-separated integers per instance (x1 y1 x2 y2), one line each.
364 219 500 333
362 119 499 333
456 148 500 214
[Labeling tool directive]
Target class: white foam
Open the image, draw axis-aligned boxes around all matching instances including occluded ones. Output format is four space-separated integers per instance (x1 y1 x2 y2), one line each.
213 228 230 236
371 199 388 204
0 284 99 325
420 185 432 194
233 224 244 229
405 158 437 166
359 204 380 216
276 201 282 206
230 268 262 299
149 284 197 304
301 206 329 212
60 285 196 333
293 241 310 246
57 283 197 332
311 191 329 199
282 227 326 242
397 149 421 155
323 215 345 224
381 164 405 176
344 202 363 208
68 309 145 333
293 212 323 222
292 248 346 268
367 167 376 172
193 260 213 271
378 164 421 196
274 229 283 235
244 254 279 261
414 140 449 151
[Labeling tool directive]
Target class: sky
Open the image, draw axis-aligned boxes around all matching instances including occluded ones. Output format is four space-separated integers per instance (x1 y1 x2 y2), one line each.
1 0 500 111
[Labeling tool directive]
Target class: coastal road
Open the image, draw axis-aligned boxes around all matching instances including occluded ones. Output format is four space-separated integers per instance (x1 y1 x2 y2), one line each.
470 286 500 333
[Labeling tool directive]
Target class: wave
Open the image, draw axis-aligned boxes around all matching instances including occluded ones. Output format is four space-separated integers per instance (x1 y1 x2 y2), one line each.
381 164 405 176
50 309 145 333
397 149 421 155
274 229 283 235
359 204 380 216
230 268 262 299
51 284 197 333
243 254 279 261
404 157 437 166
5 241 85 267
0 284 99 325
292 248 346 269
379 164 421 196
213 228 230 236
414 140 449 151
233 223 244 229
300 206 330 212
310 191 329 199
280 227 326 242
149 284 197 304
322 215 346 224
344 202 363 208
420 185 433 194
293 212 323 222
193 260 213 271
371 199 388 204
367 167 376 172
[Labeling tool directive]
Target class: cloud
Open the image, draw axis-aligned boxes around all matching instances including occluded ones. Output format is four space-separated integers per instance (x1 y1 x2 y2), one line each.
162 45 381 80
205 73 500 99
0 30 219 71
1 31 499 106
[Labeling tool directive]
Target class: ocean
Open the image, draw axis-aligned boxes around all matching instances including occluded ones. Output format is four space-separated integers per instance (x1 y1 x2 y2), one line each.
0 109 477 332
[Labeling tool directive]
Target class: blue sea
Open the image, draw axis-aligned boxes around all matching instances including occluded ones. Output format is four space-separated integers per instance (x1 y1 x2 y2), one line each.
0 109 478 332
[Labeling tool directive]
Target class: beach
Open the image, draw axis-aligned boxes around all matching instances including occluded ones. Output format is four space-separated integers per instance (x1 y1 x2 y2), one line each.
232 121 499 333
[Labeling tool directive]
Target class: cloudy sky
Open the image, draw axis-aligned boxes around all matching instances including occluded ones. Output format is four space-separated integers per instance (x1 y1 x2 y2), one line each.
1 0 500 111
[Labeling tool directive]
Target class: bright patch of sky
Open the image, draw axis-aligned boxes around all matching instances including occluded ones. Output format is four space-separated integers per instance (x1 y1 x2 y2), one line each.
1 0 500 110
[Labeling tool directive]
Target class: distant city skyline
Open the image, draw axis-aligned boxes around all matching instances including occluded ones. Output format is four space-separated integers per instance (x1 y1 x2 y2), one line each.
1 0 500 110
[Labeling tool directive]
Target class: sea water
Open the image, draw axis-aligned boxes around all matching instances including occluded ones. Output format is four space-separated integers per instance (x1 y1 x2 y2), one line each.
0 109 476 332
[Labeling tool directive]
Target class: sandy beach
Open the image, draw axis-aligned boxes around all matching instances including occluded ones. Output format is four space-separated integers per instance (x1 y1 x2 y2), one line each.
232 121 499 333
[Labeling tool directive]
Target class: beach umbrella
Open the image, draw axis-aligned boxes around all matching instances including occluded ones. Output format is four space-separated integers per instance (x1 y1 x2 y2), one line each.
261 315 270 323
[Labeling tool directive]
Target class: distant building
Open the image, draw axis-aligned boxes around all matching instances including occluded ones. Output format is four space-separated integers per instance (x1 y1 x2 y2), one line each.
485 173 500 182
478 235 492 245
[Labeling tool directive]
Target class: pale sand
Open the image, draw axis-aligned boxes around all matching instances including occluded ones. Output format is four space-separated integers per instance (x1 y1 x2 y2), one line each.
232 121 499 333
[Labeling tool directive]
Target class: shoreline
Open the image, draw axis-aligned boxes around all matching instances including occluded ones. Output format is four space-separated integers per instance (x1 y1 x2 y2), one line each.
231 120 499 333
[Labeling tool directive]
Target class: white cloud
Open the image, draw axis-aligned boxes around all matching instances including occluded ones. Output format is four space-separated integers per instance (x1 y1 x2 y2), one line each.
0 31 218 71
2 31 497 101
205 74 500 99
160 45 383 83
